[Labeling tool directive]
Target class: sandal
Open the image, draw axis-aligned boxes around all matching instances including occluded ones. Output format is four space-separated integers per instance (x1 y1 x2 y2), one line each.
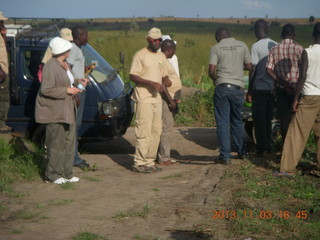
310 169 320 177
273 171 295 177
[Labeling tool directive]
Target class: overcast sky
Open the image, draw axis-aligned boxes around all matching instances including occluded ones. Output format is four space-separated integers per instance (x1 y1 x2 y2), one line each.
2 0 319 19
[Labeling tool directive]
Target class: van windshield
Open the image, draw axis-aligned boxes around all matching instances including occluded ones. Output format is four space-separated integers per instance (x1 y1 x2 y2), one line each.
82 44 117 84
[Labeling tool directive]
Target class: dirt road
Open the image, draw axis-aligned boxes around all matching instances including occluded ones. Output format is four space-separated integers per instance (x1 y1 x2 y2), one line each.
0 127 248 240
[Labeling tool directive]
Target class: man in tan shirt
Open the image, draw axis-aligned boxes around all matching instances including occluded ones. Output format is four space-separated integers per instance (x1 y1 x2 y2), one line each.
0 11 11 133
130 27 169 173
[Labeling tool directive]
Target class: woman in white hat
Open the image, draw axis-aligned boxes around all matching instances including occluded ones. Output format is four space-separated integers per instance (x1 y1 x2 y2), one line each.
35 37 86 184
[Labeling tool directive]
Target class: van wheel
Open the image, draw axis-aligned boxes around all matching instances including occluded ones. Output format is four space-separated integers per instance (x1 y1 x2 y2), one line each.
32 124 46 150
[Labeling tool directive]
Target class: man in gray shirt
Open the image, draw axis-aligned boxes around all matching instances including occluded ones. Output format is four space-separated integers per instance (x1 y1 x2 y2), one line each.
209 28 252 165
67 25 90 170
247 19 277 157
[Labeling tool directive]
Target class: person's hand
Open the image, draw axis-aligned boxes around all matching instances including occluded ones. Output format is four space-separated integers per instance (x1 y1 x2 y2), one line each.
80 78 90 87
0 68 5 83
67 87 81 96
284 83 296 95
292 100 299 112
162 76 172 87
0 27 7 35
169 100 177 110
152 82 164 93
246 93 252 103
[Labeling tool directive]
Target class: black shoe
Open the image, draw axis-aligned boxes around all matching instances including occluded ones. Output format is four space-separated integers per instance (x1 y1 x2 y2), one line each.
215 159 231 165
73 161 90 170
150 166 162 172
132 165 153 173
237 153 248 159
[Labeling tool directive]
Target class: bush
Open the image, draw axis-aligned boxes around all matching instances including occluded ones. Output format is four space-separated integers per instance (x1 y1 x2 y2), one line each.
175 86 215 127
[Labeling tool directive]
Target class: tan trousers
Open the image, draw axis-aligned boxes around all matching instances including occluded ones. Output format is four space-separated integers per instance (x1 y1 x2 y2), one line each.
134 102 162 167
158 99 174 162
281 96 320 173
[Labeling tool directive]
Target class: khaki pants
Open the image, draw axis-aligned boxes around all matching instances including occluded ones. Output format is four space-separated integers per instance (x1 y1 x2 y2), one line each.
45 123 76 181
281 96 320 173
134 102 162 167
158 99 174 162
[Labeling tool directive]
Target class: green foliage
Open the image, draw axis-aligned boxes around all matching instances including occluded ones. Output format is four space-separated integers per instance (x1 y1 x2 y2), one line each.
72 232 106 240
175 86 214 126
0 138 45 193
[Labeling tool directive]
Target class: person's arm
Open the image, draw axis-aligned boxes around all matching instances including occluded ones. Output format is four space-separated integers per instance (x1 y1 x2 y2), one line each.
247 65 256 102
0 65 5 82
292 50 308 112
130 74 163 92
161 85 177 110
244 62 252 71
208 64 217 83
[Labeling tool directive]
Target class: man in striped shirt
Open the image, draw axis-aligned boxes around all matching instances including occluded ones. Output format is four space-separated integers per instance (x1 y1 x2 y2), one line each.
266 24 304 142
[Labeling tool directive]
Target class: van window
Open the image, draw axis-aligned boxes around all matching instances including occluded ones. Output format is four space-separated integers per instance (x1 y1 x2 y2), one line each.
23 50 44 81
82 44 117 84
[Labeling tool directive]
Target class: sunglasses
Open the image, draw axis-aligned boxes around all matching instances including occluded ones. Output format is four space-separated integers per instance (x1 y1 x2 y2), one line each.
149 38 162 43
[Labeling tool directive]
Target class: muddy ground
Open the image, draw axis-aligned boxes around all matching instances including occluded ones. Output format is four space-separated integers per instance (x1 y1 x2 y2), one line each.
0 127 254 240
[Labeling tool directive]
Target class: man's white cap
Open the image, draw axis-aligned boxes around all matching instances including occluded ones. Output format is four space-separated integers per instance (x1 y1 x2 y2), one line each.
162 35 177 44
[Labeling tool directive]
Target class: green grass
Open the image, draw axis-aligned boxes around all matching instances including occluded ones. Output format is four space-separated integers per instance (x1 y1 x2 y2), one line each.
60 182 76 190
133 235 161 240
112 204 151 220
160 174 182 180
0 137 45 194
48 199 74 206
224 160 320 239
72 232 106 240
83 176 101 182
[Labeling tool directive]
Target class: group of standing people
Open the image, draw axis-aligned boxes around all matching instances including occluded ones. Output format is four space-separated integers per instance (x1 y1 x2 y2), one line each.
209 19 320 176
1 11 320 179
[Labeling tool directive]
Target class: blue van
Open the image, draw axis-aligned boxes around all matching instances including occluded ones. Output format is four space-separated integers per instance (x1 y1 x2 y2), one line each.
5 19 134 144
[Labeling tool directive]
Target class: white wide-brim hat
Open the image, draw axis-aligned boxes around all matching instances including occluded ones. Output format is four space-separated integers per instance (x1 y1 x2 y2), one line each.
49 37 73 55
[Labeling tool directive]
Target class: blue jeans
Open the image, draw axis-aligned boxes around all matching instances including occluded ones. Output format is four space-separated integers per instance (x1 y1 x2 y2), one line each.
74 91 86 165
214 84 245 160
